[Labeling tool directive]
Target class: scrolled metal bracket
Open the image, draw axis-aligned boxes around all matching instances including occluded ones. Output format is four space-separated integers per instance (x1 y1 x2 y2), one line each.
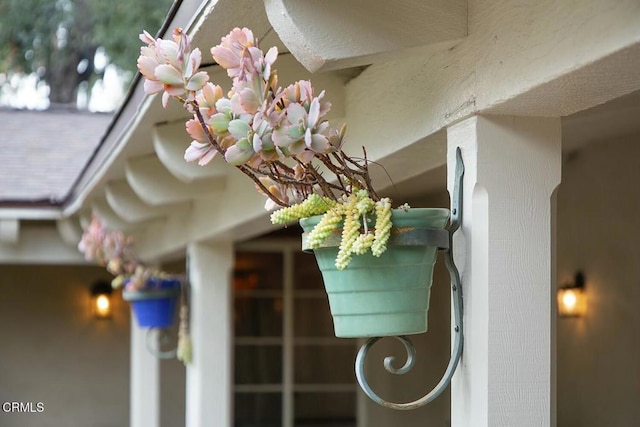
355 147 465 410
145 328 178 360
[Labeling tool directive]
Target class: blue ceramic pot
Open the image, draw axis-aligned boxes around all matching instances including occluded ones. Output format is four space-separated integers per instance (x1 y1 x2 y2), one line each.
122 278 181 328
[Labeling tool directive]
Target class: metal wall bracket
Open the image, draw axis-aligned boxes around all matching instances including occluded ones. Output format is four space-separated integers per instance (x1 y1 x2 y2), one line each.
145 328 179 359
355 147 465 410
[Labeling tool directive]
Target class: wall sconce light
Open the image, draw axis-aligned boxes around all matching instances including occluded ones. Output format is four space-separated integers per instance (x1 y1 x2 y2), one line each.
90 280 113 319
558 271 587 317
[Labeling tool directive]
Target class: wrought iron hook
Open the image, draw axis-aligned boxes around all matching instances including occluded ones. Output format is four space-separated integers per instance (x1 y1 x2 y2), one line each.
145 328 178 360
354 147 465 410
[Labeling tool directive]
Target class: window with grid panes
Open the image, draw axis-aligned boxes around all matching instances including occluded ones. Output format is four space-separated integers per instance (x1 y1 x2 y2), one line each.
234 245 358 427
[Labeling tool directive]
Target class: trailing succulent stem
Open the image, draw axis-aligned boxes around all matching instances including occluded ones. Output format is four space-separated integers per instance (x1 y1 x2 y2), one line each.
372 198 392 257
271 190 394 270
270 194 336 224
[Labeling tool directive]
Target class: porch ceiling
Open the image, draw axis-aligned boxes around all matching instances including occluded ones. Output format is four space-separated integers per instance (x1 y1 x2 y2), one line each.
2 0 638 264
55 0 473 259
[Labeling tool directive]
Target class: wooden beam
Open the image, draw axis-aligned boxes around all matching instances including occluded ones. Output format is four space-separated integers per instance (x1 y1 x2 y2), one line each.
0 219 19 244
264 0 467 72
153 123 228 184
90 197 136 232
0 223 86 264
125 155 225 206
56 217 83 247
447 115 561 426
105 180 182 223
340 1 640 179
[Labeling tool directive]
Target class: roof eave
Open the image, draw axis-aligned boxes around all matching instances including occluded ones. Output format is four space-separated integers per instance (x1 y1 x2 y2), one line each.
0 202 63 220
60 0 209 218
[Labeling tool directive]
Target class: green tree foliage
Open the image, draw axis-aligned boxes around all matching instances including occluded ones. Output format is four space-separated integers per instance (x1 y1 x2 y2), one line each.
90 0 173 74
0 0 173 106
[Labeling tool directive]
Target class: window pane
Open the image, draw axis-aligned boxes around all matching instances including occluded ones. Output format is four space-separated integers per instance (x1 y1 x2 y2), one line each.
235 252 284 290
294 392 356 426
294 345 356 384
235 297 283 337
235 345 282 384
294 252 324 290
235 393 282 427
294 298 334 337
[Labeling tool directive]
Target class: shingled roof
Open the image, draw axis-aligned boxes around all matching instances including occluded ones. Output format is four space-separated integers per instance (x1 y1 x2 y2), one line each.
0 107 113 204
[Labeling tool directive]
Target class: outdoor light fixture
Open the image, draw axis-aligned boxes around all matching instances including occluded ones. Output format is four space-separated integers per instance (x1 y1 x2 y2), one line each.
558 272 587 317
90 280 113 319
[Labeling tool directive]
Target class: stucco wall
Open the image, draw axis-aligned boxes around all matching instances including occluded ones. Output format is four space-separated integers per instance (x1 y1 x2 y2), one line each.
557 132 640 426
0 265 130 426
0 264 186 427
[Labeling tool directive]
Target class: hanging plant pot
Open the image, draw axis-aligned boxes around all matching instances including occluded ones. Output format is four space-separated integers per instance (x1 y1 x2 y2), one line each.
122 278 182 328
300 208 450 338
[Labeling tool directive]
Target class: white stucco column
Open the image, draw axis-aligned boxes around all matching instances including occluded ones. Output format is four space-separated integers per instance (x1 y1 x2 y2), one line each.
186 240 234 427
131 323 160 427
447 115 561 426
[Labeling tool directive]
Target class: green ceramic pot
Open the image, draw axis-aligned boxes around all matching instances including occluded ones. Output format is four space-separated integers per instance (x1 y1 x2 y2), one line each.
300 208 450 338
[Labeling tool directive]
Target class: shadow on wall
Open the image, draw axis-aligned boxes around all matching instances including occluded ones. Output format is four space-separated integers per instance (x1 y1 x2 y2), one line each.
557 133 640 427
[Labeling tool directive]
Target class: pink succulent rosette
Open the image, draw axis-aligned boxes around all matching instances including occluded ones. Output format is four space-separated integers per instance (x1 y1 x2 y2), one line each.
78 215 159 291
136 26 363 212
